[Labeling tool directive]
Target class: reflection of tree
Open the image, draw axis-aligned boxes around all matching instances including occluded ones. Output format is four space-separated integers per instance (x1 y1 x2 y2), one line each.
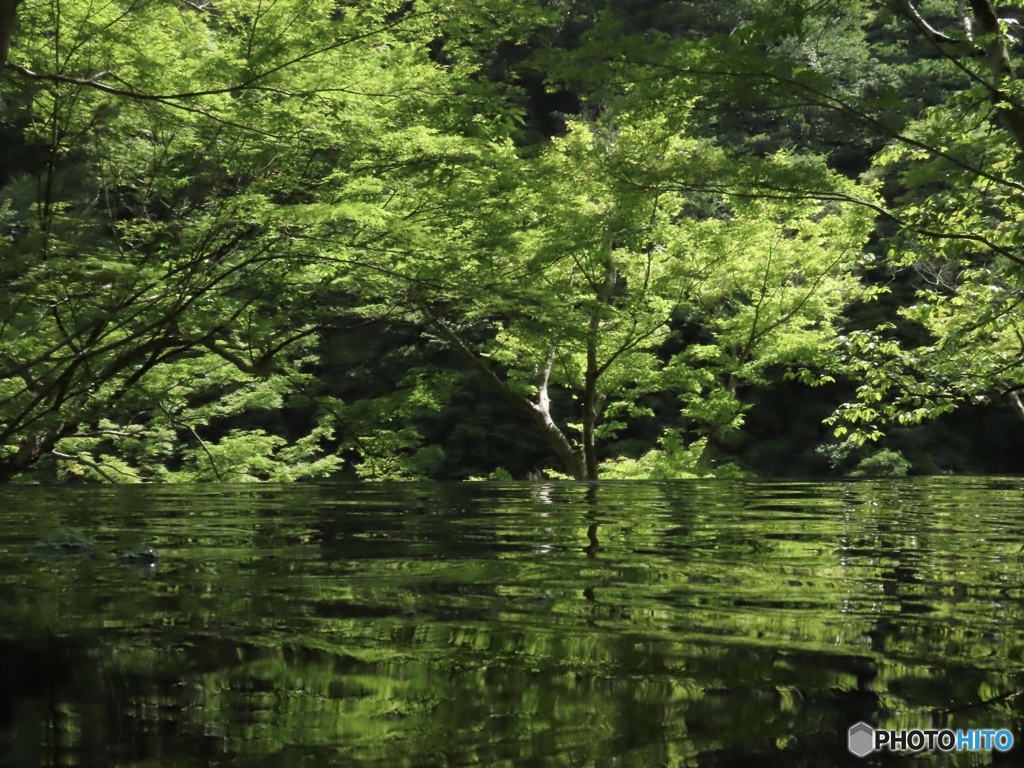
3 481 1024 765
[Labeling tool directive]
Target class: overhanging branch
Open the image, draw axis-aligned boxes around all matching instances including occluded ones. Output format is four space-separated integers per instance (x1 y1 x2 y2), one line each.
4 11 426 103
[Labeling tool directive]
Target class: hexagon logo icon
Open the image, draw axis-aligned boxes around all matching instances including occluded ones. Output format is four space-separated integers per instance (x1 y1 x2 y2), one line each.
848 722 875 757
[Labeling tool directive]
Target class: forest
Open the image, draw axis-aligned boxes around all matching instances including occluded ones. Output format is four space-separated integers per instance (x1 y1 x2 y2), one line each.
3 0 1024 483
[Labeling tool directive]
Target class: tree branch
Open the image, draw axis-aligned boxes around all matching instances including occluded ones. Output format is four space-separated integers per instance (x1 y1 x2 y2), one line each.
51 450 119 483
410 291 585 479
899 1 959 46
4 11 427 103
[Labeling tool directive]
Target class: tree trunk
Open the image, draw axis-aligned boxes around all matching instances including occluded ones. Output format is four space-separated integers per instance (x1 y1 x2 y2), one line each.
1008 391 1024 426
696 375 738 472
0 0 18 72
581 260 617 481
582 314 601 480
0 423 71 482
416 301 585 479
696 431 721 471
533 349 586 479
967 0 1024 151
904 0 1024 151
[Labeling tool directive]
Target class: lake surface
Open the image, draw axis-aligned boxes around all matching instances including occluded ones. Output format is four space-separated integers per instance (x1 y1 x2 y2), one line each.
1 479 1023 767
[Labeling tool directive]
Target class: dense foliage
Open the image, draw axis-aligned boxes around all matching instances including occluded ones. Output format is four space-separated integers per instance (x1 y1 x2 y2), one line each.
4 0 1024 481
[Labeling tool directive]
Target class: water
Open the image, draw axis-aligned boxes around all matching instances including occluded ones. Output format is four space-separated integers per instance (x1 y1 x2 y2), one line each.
1 479 1023 767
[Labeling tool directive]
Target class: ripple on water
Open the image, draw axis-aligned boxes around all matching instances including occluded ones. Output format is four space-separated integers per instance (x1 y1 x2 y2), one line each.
1 479 1023 767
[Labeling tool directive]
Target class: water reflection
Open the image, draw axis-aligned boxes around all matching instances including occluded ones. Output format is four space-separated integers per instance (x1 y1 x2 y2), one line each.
0 479 1023 766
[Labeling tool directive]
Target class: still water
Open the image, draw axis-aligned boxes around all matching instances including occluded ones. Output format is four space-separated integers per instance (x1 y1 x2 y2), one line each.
1 479 1023 767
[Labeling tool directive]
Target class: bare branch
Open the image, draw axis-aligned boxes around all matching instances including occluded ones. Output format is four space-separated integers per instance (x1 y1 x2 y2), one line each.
51 450 119 482
899 1 959 46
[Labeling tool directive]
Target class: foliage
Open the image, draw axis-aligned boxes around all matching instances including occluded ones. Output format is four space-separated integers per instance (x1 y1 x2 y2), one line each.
849 448 912 478
548 0 1024 461
358 111 877 479
0 0 530 481
600 434 746 479
4 0 1024 481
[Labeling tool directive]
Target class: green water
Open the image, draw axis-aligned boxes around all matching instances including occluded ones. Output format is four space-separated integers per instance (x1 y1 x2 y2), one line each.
1 479 1023 767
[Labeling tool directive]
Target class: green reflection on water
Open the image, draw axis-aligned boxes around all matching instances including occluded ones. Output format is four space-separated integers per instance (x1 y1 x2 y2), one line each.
0 479 1023 767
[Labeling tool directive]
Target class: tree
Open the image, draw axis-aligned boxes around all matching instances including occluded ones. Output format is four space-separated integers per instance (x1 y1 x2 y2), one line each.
0 0 539 481
349 114 874 480
824 1 1024 442
8 0 1010 482
538 0 1024 454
